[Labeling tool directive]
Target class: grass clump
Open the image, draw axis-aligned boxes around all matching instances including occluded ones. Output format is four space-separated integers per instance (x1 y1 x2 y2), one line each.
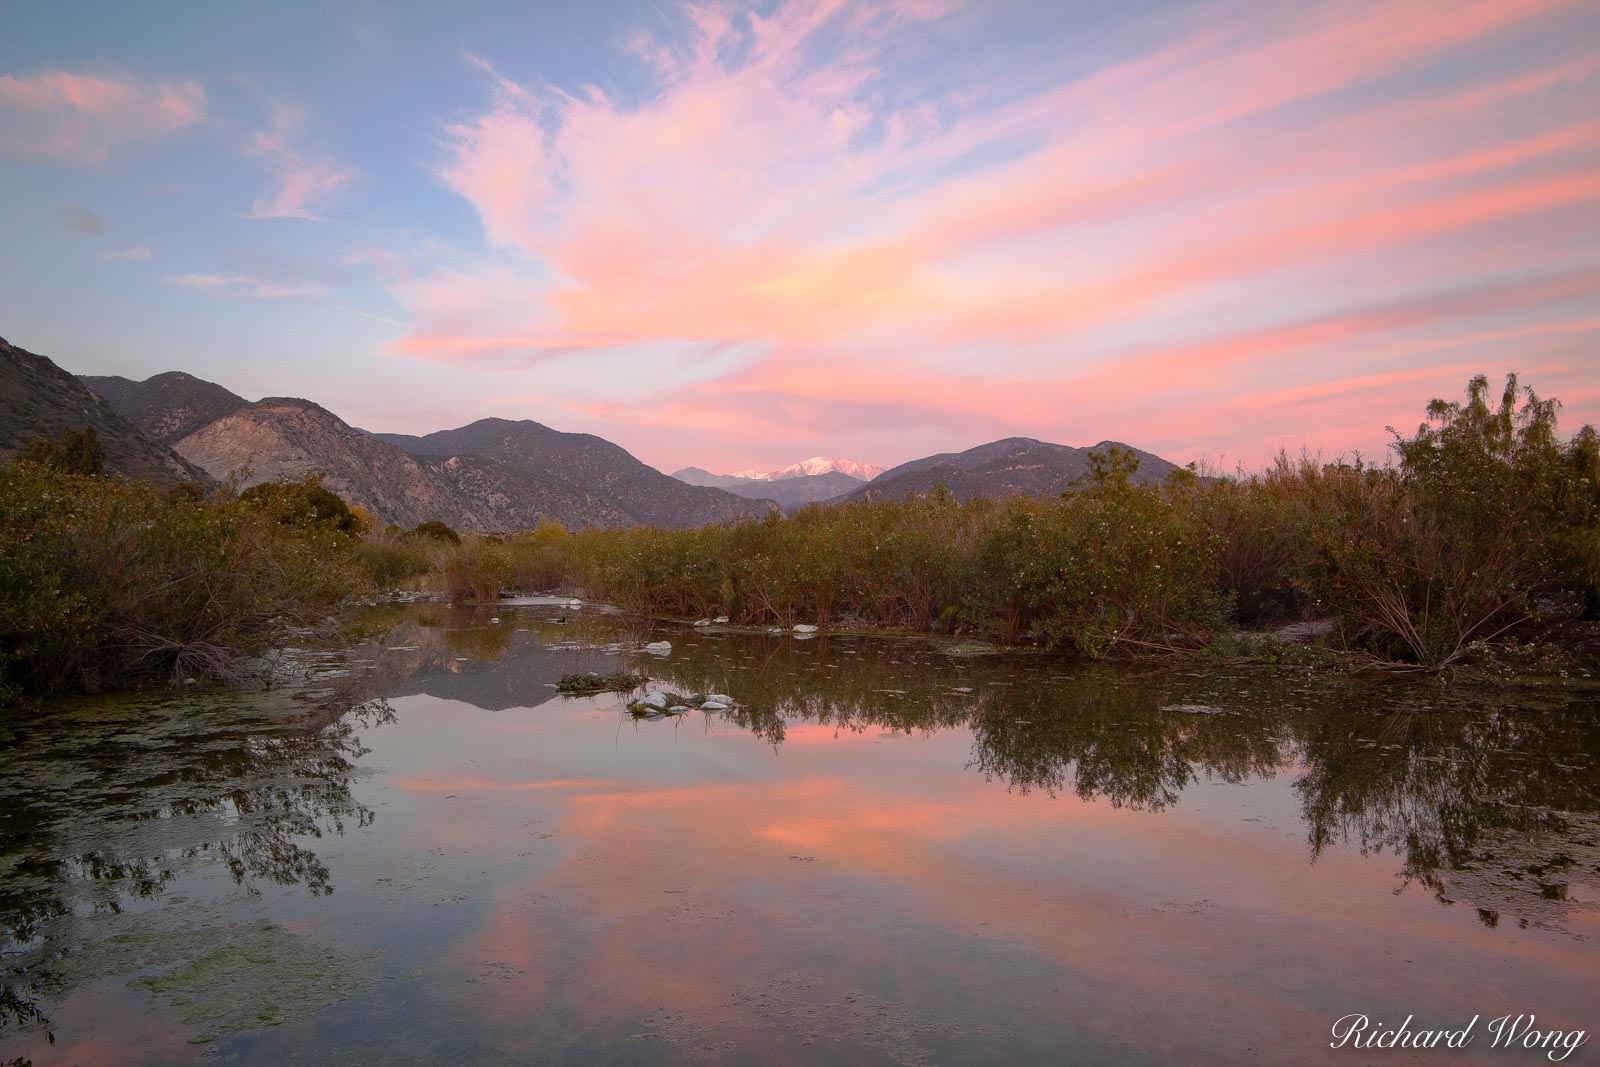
557 671 648 694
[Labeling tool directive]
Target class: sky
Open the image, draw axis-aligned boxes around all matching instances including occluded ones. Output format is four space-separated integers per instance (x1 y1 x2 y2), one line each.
1 0 1597 476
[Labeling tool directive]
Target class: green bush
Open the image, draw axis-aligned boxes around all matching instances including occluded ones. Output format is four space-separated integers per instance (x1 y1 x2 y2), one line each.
237 474 362 533
413 520 461 545
351 538 433 589
1 464 358 699
15 426 105 476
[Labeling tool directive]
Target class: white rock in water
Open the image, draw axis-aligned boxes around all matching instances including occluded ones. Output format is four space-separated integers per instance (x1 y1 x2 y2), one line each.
713 616 730 624
700 701 729 711
636 691 670 710
490 617 501 624
667 705 690 713
644 641 672 656
694 619 712 627
705 694 733 705
793 623 819 633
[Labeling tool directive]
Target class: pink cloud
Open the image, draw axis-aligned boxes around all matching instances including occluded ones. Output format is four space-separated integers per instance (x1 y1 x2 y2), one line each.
245 99 352 220
386 0 1600 471
0 70 204 163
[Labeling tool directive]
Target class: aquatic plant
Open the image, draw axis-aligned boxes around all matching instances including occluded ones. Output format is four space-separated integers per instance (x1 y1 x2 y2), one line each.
557 671 648 694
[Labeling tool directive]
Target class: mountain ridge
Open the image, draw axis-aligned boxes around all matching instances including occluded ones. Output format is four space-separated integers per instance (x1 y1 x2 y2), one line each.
831 437 1183 505
1 336 211 486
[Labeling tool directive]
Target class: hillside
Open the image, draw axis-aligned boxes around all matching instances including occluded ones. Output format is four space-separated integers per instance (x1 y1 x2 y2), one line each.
173 397 469 526
79 371 246 443
833 437 1182 504
379 419 771 528
0 336 210 486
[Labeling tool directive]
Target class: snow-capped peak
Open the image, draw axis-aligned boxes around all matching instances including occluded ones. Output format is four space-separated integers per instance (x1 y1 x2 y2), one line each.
764 457 883 482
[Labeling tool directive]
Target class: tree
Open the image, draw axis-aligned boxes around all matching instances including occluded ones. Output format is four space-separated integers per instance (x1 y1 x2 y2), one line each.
14 427 105 476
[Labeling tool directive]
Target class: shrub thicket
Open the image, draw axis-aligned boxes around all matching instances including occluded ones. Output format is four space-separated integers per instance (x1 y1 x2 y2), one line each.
1 463 358 700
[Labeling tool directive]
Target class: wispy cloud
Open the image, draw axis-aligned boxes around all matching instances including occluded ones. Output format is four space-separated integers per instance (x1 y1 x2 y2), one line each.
106 247 153 261
245 99 352 220
0 70 203 164
57 204 104 234
168 272 328 299
389 0 1599 467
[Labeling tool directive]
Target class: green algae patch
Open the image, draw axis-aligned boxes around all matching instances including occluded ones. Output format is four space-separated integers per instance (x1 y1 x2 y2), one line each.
123 919 369 1043
941 642 1002 658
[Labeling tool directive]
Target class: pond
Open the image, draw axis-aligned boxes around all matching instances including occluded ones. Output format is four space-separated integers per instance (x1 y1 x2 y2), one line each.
1 599 1596 1065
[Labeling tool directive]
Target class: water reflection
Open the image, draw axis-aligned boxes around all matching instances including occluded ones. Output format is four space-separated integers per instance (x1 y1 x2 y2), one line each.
579 623 1600 930
0 686 390 1040
2 602 1597 1062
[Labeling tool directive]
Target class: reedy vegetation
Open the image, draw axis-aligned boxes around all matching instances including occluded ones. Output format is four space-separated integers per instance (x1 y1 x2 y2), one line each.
443 375 1599 670
3 375 1595 703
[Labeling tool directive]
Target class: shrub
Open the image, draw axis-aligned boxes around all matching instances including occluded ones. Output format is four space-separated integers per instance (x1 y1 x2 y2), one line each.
442 538 512 604
352 538 433 589
15 426 105 476
238 474 362 533
0 464 357 699
413 520 461 545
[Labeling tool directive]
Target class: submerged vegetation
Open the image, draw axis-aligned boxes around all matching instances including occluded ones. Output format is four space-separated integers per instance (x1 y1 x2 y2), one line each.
3 374 1595 703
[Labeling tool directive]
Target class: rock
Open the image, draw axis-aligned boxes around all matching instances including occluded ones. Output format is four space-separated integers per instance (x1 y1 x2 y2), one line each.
793 624 819 633
567 599 583 607
667 705 690 714
694 619 711 627
635 691 670 711
644 641 672 656
713 616 729 624
489 617 501 624
704 694 733 705
700 701 729 711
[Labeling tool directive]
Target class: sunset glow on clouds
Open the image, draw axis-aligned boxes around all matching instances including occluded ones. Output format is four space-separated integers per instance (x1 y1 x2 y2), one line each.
1 1 1596 472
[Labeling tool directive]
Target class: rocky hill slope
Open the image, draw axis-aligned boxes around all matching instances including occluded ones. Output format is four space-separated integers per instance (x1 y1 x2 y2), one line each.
0 336 210 486
78 371 246 444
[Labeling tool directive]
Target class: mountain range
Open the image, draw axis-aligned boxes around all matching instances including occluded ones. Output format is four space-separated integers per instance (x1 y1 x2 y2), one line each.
2 333 1188 530
670 457 882 509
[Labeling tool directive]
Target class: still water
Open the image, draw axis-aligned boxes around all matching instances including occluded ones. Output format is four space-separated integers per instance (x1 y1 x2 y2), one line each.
1 599 1596 1065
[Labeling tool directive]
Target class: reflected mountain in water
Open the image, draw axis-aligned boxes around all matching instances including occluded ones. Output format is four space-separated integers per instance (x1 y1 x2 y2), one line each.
3 600 1597 1057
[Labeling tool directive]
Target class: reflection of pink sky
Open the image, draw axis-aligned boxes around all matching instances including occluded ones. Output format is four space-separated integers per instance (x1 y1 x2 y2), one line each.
390 0 1599 472
394 715 1598 1062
